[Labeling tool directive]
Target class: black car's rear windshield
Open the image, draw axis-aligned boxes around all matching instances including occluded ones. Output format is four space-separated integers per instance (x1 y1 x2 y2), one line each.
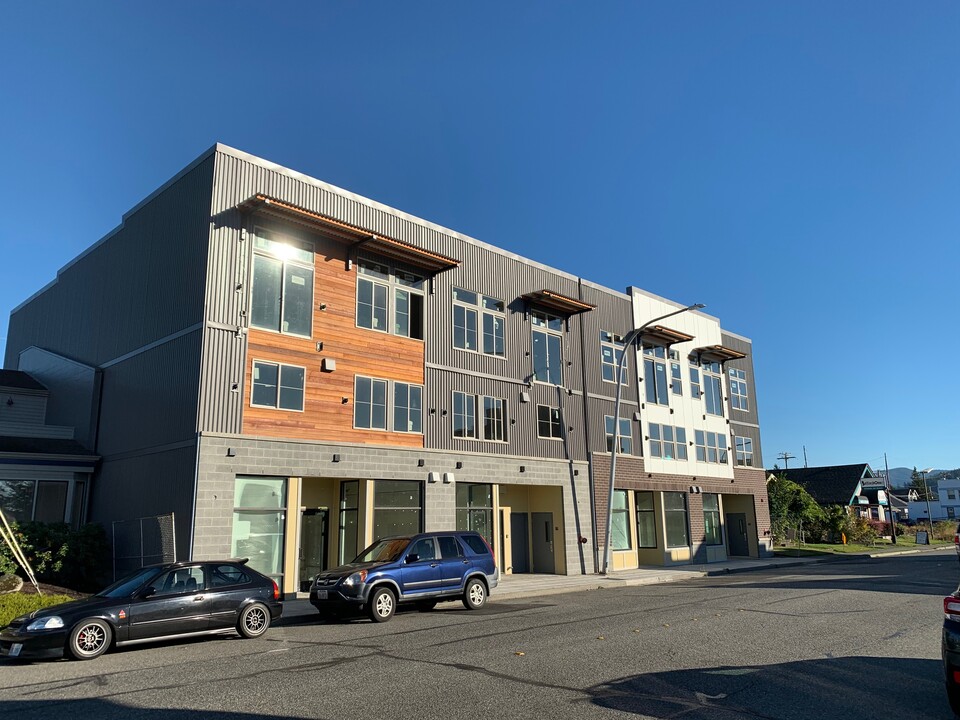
355 538 410 563
96 567 161 598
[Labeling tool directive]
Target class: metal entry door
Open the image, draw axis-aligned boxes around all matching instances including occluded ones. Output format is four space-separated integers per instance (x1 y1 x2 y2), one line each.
726 512 750 556
531 512 555 574
299 508 329 591
510 512 530 574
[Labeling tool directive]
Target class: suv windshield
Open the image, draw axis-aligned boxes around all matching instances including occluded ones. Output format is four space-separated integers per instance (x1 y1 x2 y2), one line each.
95 567 162 598
355 538 410 563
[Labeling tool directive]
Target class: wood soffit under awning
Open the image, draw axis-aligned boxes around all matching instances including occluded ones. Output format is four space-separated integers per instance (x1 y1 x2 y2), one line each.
641 325 694 345
522 290 596 315
697 344 748 362
238 195 460 273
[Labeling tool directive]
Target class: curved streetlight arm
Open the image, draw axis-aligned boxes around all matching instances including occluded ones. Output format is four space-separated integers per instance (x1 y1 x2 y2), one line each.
600 303 705 575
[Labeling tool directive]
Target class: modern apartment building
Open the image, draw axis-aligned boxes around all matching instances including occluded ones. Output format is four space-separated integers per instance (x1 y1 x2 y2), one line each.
3 144 771 593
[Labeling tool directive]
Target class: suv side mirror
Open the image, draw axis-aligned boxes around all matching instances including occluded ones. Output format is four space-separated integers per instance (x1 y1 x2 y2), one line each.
405 553 419 564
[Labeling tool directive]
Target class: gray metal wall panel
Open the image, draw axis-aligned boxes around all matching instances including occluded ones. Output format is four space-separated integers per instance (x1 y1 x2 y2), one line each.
730 422 763 471
586 395 639 458
96 330 203 456
721 332 763 467
92 444 197 561
5 156 214 371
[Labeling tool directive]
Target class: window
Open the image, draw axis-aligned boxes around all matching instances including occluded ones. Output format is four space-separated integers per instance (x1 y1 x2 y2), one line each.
537 405 563 440
635 491 657 548
735 436 754 467
611 490 631 551
703 494 722 545
0 479 74 524
232 476 286 579
643 345 670 405
703 360 724 416
729 368 749 411
688 356 702 399
456 484 493 546
482 396 507 442
648 423 688 460
407 537 437 561
604 416 633 454
209 564 251 588
393 382 423 434
438 536 463 559
670 362 683 396
664 492 689 548
149 566 205 597
355 376 422 433
948 490 957 501
695 430 729 464
600 331 627 384
250 230 314 337
354 376 388 430
453 391 477 438
252 360 305 411
532 310 564 385
357 260 424 339
453 288 505 356
339 481 359 565
373 480 422 538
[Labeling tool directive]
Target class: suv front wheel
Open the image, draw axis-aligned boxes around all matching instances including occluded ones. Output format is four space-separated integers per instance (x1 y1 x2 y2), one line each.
368 586 396 623
462 578 486 610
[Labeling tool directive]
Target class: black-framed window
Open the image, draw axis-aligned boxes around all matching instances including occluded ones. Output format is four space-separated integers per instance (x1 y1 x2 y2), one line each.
537 405 563 440
643 345 670 405
250 230 314 337
604 416 633 454
252 360 305 411
649 423 688 460
357 260 424 339
664 492 689 548
636 491 657 548
600 331 627 384
373 480 423 538
704 493 723 545
532 310 563 385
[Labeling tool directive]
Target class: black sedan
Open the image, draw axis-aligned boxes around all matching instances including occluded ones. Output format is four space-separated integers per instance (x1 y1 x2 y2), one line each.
0 559 282 660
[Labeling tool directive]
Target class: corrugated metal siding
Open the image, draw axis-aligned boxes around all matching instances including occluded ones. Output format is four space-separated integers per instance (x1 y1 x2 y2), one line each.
721 332 763 468
92 444 198 561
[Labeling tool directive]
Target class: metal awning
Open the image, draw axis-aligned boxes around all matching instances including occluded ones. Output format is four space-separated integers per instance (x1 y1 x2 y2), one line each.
522 290 595 315
641 325 695 346
696 344 747 362
238 195 460 273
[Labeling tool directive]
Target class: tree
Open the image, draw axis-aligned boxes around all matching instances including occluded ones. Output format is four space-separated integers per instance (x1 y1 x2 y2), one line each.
909 466 934 500
767 474 825 543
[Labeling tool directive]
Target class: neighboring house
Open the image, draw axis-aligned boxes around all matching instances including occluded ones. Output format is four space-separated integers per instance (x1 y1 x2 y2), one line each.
908 478 960 523
769 464 892 522
0 369 99 526
2 144 770 592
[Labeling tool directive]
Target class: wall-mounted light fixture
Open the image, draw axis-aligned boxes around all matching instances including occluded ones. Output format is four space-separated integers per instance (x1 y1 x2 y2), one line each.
332 454 341 463
417 459 425 467
428 472 440 483
455 461 463 469
226 448 236 457
443 473 454 484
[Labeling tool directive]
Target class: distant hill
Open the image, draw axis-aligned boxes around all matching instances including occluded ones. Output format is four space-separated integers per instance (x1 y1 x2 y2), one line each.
886 466 958 488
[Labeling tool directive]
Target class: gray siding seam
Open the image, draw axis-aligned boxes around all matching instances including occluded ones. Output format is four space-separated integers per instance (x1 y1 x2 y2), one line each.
586 391 638 406
731 420 761 429
578 277 631 300
100 323 204 369
205 321 240 332
99 438 197 463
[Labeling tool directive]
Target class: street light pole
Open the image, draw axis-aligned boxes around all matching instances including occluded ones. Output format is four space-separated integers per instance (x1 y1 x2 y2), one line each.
920 467 935 544
600 302 705 575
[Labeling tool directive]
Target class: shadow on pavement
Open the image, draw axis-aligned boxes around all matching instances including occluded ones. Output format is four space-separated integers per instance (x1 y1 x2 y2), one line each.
0 701 302 720
588 656 950 720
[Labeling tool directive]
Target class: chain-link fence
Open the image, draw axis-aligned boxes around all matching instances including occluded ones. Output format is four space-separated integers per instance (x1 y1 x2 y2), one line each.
112 513 176 581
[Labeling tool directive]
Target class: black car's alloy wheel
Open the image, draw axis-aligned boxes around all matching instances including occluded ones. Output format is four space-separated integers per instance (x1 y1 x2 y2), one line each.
462 578 486 610
67 619 112 660
368 587 396 623
237 603 271 638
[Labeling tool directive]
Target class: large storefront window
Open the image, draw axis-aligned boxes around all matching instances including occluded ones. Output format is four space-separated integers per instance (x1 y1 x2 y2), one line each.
611 490 631 550
703 494 723 546
664 492 689 548
232 477 286 580
373 480 422 539
339 481 359 565
456 483 493 546
635 491 657 548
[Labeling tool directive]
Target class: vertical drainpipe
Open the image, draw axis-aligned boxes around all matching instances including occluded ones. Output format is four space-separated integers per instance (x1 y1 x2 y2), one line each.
577 278 599 573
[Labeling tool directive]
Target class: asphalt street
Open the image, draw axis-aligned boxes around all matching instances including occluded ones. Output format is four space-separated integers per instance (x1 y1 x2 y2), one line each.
1 549 956 720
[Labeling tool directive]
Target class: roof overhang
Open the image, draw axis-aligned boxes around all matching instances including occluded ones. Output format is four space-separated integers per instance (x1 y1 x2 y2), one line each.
522 290 595 315
238 195 460 273
696 344 747 362
641 325 695 346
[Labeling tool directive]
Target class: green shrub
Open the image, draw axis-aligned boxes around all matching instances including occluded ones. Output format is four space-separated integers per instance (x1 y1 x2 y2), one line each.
0 593 74 629
0 521 110 592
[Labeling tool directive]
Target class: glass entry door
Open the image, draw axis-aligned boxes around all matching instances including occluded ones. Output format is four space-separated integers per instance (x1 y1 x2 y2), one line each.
299 508 329 591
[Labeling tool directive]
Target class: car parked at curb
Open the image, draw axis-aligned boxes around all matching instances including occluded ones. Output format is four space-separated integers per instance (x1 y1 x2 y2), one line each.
0 559 281 661
943 584 960 716
310 531 498 622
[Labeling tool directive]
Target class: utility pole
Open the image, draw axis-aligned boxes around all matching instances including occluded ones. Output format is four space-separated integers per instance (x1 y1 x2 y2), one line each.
885 453 896 544
803 446 808 468
777 451 796 469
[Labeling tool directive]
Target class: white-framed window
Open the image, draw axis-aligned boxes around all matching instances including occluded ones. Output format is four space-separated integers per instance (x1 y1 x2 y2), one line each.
643 345 670 405
532 310 564 385
251 360 306 411
354 376 424 433
702 360 724 416
649 423 688 460
670 361 683 396
451 393 507 443
735 436 754 467
453 288 505 357
536 405 563 440
600 331 627 384
695 430 728 464
250 229 314 337
729 368 749 411
453 391 477 438
604 416 633 454
356 260 424 339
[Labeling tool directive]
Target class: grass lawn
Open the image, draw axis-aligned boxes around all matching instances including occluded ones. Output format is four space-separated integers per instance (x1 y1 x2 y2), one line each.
774 537 952 558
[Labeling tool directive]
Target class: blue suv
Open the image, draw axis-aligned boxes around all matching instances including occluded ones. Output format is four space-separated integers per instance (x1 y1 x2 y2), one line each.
309 531 499 622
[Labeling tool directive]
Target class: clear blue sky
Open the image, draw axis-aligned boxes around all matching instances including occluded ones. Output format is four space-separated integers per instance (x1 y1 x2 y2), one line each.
1 2 957 471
